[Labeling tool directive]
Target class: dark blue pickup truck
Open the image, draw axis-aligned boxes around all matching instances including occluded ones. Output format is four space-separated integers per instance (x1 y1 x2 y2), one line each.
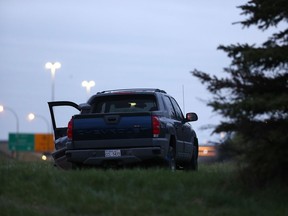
48 88 198 170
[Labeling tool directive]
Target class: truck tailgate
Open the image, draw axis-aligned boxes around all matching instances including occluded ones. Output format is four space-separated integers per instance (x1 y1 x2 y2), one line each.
71 112 153 148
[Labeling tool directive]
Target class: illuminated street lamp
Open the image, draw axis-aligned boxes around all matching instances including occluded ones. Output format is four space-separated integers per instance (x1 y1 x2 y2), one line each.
0 105 19 158
45 62 61 101
28 113 52 161
82 80 95 94
0 105 19 134
28 113 50 133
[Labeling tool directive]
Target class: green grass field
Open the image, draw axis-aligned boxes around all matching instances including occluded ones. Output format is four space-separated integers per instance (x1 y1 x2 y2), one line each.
0 157 287 216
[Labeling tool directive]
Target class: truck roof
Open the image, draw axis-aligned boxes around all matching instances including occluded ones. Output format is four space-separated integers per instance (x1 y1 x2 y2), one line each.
96 88 167 95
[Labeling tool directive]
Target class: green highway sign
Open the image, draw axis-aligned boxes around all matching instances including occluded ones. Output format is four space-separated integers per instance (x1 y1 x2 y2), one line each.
9 133 37 151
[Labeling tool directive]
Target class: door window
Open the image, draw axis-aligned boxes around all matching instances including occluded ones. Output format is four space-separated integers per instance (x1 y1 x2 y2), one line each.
170 97 184 121
53 106 80 128
163 96 176 119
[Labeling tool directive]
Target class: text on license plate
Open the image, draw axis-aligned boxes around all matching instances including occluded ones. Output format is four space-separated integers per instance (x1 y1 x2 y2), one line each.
105 149 121 157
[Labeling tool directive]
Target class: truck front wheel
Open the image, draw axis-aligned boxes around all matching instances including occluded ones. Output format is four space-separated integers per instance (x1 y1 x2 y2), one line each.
189 145 198 171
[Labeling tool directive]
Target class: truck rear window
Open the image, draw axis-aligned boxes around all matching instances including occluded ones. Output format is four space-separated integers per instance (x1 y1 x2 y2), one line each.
91 95 158 113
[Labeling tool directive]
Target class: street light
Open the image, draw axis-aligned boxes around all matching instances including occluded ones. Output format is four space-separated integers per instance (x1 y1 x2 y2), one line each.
28 113 52 161
45 62 61 101
82 80 95 94
0 105 19 158
0 105 19 134
28 113 49 132
28 113 50 133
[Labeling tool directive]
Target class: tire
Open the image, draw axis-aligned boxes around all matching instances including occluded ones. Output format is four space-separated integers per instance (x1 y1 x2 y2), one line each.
184 145 198 171
190 145 198 171
167 145 176 171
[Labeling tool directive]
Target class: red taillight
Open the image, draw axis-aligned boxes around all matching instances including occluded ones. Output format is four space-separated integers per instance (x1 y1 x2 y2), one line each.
67 118 73 140
152 115 160 137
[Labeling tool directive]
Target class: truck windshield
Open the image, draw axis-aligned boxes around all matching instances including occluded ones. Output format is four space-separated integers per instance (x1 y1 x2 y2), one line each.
91 94 158 113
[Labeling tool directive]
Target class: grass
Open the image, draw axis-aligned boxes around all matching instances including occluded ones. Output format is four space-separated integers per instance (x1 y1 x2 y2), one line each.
0 157 287 216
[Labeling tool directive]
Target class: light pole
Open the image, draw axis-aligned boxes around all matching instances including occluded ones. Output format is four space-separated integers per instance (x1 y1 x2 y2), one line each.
82 80 95 95
45 62 61 101
28 113 50 134
0 105 19 158
0 105 19 134
28 113 52 161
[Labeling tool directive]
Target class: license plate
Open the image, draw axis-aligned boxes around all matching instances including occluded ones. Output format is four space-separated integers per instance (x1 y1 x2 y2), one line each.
105 149 121 158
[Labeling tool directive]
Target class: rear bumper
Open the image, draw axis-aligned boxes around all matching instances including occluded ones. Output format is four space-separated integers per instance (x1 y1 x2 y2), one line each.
66 147 164 166
53 137 170 168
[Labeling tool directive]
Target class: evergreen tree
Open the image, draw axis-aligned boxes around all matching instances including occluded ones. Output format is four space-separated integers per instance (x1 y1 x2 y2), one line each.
192 0 288 185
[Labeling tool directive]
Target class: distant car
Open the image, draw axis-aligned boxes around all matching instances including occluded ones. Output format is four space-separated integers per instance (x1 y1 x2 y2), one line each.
198 141 220 163
199 142 217 157
48 88 199 170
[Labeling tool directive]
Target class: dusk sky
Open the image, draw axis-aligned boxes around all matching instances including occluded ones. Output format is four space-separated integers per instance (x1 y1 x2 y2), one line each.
0 0 277 142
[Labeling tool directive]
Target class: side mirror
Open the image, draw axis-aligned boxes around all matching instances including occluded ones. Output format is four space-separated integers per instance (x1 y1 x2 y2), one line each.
78 103 91 113
186 112 198 122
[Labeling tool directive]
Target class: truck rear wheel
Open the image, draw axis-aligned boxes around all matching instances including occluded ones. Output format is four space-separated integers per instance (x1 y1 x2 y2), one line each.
168 145 176 171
